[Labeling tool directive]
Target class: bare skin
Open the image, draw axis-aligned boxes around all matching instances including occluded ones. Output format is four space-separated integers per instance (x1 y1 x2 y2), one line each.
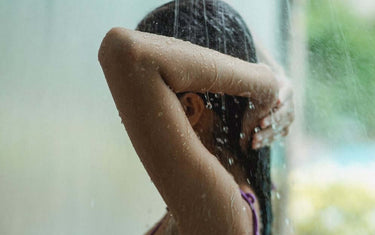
99 27 279 235
253 40 295 148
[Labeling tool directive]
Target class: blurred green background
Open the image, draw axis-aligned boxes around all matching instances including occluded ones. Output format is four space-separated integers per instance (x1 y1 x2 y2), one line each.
287 0 375 234
306 0 375 140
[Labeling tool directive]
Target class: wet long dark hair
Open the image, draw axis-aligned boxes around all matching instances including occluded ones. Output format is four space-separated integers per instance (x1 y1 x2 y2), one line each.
137 1 272 234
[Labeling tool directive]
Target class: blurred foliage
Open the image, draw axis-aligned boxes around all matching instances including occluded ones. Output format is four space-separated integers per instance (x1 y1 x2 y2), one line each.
306 0 375 140
291 183 375 235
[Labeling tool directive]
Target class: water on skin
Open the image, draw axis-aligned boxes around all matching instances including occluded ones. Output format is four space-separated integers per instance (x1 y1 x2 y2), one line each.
169 0 267 229
269 109 277 130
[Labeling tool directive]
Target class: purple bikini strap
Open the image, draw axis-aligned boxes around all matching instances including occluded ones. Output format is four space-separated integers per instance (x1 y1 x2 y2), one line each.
151 192 259 235
240 189 260 235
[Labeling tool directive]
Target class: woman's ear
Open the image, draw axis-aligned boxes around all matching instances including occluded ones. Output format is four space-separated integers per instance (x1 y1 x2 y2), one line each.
179 93 205 127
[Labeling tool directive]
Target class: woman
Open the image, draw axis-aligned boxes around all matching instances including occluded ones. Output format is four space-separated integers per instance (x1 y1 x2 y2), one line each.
98 1 293 234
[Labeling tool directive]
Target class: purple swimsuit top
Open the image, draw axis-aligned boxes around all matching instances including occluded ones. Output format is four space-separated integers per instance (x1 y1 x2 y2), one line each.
150 189 259 235
240 189 260 235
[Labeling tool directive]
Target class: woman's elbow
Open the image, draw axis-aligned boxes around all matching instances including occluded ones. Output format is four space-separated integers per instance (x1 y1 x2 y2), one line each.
98 27 143 69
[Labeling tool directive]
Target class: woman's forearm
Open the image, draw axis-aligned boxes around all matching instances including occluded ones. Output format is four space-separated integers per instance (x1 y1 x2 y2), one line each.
99 28 278 109
98 27 266 234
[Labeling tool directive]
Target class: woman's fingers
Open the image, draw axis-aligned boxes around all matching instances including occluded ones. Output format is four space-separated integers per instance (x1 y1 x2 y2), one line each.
260 99 294 129
278 80 293 103
252 100 293 149
251 93 294 149
247 76 294 149
260 78 293 127
252 126 289 149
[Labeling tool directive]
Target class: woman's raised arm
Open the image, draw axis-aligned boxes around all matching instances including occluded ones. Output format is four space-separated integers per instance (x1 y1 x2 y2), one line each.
98 27 278 234
99 28 278 105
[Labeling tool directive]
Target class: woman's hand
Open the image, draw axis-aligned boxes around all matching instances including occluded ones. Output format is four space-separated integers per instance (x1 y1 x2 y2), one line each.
252 75 294 149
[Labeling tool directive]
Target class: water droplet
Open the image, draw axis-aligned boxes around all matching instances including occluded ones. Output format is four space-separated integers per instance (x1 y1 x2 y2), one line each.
246 178 251 185
254 127 260 133
248 101 255 110
166 37 177 45
228 158 234 165
223 126 229 133
285 218 290 226
206 102 213 109
276 192 281 199
240 132 245 139
215 146 223 152
216 138 224 145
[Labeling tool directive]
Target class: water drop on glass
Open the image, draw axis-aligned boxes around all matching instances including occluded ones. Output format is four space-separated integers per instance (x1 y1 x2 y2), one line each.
285 218 290 226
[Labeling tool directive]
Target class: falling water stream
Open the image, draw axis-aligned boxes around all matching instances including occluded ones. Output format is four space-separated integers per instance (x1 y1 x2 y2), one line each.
169 1 279 234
